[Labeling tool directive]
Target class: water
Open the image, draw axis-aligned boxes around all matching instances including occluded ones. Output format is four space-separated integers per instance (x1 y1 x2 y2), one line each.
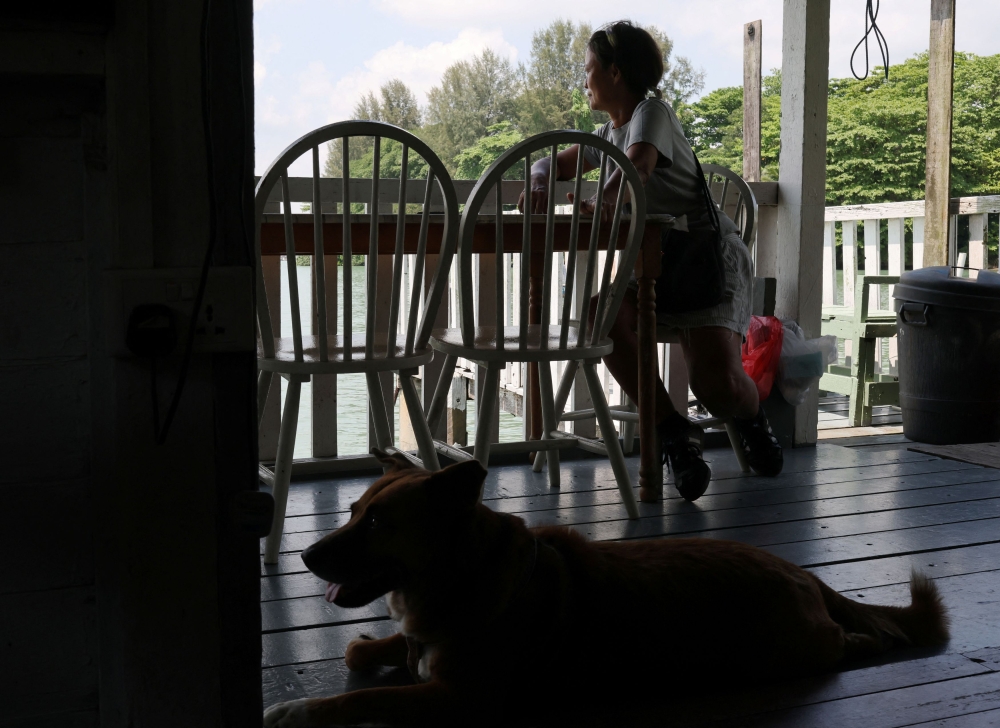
280 262 399 458
278 261 524 458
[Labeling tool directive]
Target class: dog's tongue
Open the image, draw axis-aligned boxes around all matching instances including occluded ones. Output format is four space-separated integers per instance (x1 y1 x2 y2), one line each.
325 583 341 603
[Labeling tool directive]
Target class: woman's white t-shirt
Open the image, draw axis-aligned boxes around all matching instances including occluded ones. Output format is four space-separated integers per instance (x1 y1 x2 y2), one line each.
582 98 738 236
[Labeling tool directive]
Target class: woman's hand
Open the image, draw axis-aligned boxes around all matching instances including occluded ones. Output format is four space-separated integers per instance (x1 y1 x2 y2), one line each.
517 175 551 214
568 192 617 222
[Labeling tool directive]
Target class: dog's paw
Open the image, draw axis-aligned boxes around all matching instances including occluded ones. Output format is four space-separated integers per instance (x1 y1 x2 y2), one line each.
263 699 313 728
344 637 375 671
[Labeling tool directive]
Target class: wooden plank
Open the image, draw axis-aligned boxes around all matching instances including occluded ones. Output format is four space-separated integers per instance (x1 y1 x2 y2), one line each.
743 20 762 183
823 221 836 305
0 30 104 76
267 461 989 556
262 596 390 633
0 587 98 720
818 425 904 440
263 659 412 710
0 480 93 595
262 614 398 668
908 442 1000 470
925 0 957 268
736 671 1000 728
270 478 1000 558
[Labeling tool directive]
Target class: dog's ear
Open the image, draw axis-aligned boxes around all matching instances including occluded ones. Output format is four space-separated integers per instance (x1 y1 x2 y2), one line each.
371 448 418 472
425 459 488 512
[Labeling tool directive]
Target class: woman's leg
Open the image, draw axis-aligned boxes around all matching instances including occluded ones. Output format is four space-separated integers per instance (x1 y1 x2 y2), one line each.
681 326 759 420
592 289 675 424
591 291 711 501
682 325 783 476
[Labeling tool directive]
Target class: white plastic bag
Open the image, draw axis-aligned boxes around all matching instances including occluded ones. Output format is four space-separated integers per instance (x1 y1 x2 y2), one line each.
777 320 838 406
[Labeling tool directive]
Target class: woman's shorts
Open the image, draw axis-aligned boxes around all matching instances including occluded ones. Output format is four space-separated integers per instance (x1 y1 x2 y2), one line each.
629 231 754 337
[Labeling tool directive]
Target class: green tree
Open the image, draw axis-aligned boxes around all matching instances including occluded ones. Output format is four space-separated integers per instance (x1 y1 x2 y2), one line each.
424 49 522 169
324 79 421 178
454 121 526 179
685 53 1000 201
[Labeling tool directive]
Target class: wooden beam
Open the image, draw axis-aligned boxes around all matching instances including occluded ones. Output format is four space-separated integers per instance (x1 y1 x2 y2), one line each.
925 0 956 267
776 0 830 445
743 20 763 182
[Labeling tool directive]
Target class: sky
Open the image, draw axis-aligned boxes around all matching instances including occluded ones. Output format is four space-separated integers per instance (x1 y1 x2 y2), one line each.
253 0 1000 176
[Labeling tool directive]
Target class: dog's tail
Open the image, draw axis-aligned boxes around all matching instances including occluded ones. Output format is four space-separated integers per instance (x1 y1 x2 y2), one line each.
815 570 950 649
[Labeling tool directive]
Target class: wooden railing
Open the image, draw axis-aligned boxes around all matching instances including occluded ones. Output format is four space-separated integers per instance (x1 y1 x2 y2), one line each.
820 195 1000 373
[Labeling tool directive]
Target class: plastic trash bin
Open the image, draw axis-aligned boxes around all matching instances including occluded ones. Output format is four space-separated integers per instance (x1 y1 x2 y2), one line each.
893 266 1000 444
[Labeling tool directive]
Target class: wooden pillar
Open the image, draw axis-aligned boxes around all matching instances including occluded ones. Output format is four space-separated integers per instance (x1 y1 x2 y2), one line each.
743 20 762 182
925 0 956 267
776 0 830 445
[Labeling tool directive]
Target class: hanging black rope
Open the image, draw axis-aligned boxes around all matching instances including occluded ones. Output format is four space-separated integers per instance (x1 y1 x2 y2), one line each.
850 0 890 81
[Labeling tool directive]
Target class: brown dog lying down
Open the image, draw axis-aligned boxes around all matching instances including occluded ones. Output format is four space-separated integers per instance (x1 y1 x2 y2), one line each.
263 453 949 727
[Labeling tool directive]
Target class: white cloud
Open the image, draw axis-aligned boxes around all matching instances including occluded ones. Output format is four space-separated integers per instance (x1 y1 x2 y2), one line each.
254 26 517 173
327 27 518 119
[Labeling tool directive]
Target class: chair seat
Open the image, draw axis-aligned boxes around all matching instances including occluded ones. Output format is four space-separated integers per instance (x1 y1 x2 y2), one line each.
430 325 613 363
259 334 434 374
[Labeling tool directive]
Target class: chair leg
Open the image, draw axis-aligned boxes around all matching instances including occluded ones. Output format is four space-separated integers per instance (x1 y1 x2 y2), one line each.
583 361 639 519
850 337 874 427
365 371 395 452
472 364 501 499
622 397 637 455
399 372 441 471
537 360 560 488
724 419 751 474
264 376 302 565
534 360 580 472
426 354 458 434
257 370 274 428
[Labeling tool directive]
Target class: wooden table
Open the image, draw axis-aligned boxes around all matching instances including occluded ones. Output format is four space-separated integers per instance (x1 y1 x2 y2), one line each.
261 213 670 500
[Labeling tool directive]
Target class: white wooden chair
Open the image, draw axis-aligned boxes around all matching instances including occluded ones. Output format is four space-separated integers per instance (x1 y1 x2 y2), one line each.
554 163 763 477
426 130 647 519
255 121 459 563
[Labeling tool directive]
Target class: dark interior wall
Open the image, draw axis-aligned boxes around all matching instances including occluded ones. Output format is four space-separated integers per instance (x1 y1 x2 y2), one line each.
0 2 260 726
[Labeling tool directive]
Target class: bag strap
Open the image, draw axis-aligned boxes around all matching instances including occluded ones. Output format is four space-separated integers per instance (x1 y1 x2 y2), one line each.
691 152 722 235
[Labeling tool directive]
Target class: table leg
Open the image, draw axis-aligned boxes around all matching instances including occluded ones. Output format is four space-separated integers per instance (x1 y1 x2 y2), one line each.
527 249 544 454
636 223 662 502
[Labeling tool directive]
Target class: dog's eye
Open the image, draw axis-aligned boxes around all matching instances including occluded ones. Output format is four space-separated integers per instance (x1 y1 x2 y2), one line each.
367 513 378 530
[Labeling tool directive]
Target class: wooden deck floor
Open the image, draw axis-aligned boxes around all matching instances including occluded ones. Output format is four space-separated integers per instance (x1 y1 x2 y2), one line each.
260 433 1000 726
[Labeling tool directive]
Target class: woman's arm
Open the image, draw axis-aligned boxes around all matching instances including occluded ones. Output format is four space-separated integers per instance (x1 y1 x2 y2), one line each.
574 141 659 220
516 144 597 214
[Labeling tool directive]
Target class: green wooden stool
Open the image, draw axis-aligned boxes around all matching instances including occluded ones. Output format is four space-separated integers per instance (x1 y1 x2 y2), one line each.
820 275 900 426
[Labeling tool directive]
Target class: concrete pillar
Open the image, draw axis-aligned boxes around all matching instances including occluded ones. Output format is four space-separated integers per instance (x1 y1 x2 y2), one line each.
775 0 830 445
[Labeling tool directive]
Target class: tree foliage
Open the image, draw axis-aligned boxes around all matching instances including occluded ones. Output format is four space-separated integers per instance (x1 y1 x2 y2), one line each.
325 20 704 178
454 121 526 180
685 53 1000 203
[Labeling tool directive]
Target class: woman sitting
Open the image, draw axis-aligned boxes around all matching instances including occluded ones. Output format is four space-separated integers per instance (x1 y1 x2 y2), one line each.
519 20 782 502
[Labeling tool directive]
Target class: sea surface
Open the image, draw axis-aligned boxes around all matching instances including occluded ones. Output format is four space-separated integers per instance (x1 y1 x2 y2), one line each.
278 261 523 458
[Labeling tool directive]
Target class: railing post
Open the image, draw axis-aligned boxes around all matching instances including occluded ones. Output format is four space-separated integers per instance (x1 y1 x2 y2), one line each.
970 213 987 269
913 217 925 270
369 253 395 450
887 218 905 375
312 254 338 457
822 220 836 306
475 253 500 446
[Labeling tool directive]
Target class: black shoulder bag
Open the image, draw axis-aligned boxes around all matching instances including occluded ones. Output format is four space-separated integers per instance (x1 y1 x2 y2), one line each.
654 154 726 314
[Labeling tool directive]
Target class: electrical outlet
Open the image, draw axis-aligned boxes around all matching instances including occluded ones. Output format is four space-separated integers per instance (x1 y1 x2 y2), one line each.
105 266 255 357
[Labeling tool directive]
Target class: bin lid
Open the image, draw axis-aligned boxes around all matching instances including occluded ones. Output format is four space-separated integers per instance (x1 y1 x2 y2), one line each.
892 266 1000 312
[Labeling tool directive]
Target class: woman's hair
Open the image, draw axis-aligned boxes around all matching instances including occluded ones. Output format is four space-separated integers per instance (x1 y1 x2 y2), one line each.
588 20 664 100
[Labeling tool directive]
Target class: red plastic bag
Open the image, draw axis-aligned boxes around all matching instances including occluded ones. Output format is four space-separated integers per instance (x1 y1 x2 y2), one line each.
741 315 784 401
